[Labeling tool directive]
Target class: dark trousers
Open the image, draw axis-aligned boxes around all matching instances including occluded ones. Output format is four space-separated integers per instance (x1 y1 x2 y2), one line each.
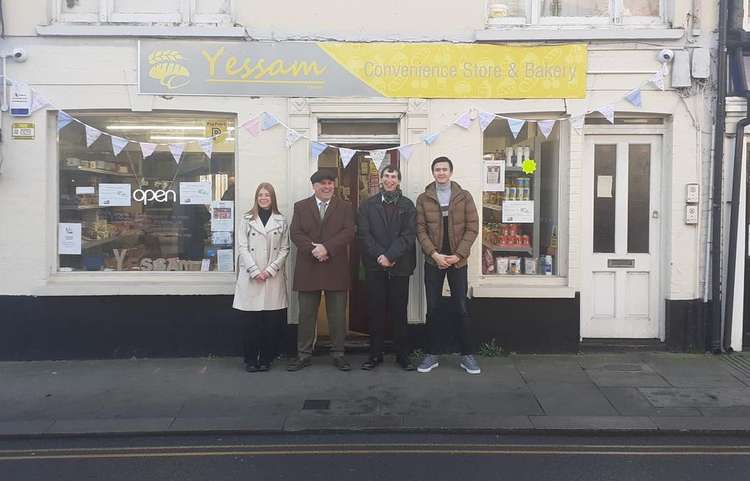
366 270 410 361
424 262 474 355
243 309 285 366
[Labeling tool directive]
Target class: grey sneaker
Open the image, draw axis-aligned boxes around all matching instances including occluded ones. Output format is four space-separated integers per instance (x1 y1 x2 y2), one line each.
417 354 440 373
460 355 481 375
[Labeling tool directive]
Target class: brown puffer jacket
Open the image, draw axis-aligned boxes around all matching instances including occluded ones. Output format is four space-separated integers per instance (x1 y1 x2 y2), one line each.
416 181 479 268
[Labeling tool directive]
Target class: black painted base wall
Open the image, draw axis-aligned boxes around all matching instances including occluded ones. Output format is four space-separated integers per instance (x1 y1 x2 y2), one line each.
664 298 708 353
0 294 581 361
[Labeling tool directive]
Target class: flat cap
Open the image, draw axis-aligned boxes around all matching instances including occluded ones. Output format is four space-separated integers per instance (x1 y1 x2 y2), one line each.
310 169 336 184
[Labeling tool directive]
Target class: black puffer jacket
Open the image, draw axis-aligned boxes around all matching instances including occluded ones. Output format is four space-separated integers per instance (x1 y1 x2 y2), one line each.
357 193 417 277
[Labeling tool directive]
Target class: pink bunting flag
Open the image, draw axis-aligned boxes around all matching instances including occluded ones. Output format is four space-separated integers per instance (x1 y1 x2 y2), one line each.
243 117 261 137
454 111 473 129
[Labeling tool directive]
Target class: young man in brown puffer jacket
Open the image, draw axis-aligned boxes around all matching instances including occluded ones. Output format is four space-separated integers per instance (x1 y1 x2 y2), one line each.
415 156 481 374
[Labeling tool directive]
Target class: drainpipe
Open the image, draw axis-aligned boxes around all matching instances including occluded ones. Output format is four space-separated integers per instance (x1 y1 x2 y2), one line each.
710 0 729 353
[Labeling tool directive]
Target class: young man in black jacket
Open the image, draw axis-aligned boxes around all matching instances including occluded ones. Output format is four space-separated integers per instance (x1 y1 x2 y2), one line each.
357 165 417 371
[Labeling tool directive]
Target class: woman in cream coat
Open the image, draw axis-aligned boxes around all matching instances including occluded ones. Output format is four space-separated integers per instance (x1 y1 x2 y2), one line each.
233 182 290 372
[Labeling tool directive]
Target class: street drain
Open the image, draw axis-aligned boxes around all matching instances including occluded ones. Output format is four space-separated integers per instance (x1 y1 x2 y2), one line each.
303 399 331 410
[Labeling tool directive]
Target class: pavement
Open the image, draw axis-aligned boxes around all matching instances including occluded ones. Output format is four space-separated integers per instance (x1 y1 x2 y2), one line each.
2 352 750 437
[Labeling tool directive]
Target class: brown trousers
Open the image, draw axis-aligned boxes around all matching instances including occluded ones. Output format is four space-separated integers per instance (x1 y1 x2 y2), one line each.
297 290 347 359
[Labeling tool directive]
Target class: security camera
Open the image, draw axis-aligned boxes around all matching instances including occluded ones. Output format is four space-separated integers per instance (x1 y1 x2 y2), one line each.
11 48 28 63
657 49 674 63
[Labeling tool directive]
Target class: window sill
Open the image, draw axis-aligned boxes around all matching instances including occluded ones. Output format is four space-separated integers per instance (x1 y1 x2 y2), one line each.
36 271 236 296
475 26 684 42
36 24 246 38
472 278 575 298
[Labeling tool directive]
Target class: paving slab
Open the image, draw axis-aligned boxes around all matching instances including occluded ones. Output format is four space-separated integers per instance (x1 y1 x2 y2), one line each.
599 387 702 417
0 420 54 436
646 354 747 387
283 413 403 431
513 355 592 384
47 417 175 435
401 415 533 431
529 416 658 431
651 416 750 432
529 383 618 416
170 415 286 432
639 387 750 408
698 406 750 417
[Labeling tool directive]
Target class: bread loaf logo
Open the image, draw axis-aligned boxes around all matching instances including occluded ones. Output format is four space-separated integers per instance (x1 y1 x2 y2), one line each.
148 50 190 90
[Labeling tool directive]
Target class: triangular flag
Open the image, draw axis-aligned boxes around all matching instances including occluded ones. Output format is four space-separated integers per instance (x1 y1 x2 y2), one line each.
454 111 473 129
422 132 440 145
624 88 642 108
169 143 185 163
649 71 665 91
243 116 261 137
140 142 157 159
507 118 526 139
111 136 129 156
30 92 51 114
311 141 328 159
85 125 102 147
537 120 555 138
339 147 356 168
198 138 214 158
570 114 585 133
285 128 303 148
597 105 615 124
57 111 73 131
370 150 387 170
398 144 414 160
261 112 279 130
479 111 496 132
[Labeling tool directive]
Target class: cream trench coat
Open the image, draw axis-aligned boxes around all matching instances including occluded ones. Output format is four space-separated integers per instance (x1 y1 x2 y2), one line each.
232 212 290 312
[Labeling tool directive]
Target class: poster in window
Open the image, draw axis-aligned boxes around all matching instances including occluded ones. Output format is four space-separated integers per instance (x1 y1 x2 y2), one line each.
502 200 534 223
58 223 82 255
98 183 132 207
210 200 234 231
179 181 212 205
483 160 505 192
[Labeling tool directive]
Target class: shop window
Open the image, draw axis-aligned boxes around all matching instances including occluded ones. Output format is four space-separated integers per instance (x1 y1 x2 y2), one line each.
481 118 561 276
56 0 232 24
58 112 236 273
487 0 662 26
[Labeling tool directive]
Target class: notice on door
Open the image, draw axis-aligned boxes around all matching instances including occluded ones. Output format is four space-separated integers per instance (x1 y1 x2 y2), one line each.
597 175 613 198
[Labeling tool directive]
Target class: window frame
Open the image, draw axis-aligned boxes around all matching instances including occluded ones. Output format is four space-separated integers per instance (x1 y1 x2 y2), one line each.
52 0 233 25
485 0 665 27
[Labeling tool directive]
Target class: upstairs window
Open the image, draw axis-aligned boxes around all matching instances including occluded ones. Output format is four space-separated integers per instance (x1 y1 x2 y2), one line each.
487 0 663 27
56 0 232 24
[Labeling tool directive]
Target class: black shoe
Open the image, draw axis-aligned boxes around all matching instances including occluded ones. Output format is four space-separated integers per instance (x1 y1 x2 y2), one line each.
258 363 270 372
397 357 417 371
333 356 352 371
245 363 260 373
286 357 312 371
361 355 383 370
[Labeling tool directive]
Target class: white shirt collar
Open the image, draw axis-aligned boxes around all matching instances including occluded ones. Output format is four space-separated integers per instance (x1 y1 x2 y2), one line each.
314 196 329 206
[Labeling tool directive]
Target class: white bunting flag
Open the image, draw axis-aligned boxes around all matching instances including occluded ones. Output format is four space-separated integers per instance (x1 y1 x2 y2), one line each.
243 116 261 137
370 150 387 170
169 143 185 164
649 71 665 91
285 128 303 148
140 142 158 159
570 114 585 133
30 92 51 114
261 112 279 130
311 141 328 160
597 105 615 124
398 144 414 161
57 111 73 131
198 138 214 158
537 120 556 138
454 111 473 129
624 88 643 108
479 111 496 132
85 125 102 147
339 147 357 168
111 136 129 156
507 118 526 139
422 132 440 145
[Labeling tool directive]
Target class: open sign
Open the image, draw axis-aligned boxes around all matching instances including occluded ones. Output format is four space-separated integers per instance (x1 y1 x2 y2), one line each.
132 188 177 205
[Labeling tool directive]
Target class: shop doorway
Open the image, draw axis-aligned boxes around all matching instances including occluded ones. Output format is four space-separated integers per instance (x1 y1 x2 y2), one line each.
581 135 663 339
744 141 750 350
315 119 401 341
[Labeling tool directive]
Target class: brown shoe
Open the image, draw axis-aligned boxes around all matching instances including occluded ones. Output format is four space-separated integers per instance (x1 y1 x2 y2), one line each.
286 357 311 371
332 356 351 371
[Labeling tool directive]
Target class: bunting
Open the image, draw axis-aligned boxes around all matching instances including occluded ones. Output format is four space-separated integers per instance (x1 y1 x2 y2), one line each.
597 105 615 124
57 111 73 131
624 89 642 108
570 115 585 133
479 111 496 132
537 120 555 139
507 118 526 139
261 112 279 130
370 150 387 170
650 71 665 91
168 143 185 163
310 141 329 160
243 116 261 137
85 125 102 148
111 136 129 156
140 142 158 159
198 138 214 159
422 132 440 145
338 147 356 167
285 128 303 148
454 111 473 129
397 144 414 161
30 93 51 114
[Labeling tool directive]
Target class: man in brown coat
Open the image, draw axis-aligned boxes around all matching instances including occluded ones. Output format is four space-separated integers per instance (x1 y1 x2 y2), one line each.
288 170 356 371
415 156 481 375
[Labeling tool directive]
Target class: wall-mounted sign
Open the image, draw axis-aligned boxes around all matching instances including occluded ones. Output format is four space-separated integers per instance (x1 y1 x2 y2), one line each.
139 40 588 99
11 122 35 139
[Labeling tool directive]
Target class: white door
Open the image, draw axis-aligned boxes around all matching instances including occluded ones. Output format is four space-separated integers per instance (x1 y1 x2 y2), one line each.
581 136 662 339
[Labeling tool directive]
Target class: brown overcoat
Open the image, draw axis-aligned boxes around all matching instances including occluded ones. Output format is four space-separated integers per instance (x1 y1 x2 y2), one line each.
291 195 355 291
416 181 479 269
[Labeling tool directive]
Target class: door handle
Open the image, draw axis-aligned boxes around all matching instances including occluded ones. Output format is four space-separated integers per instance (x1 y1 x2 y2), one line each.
652 210 659 219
